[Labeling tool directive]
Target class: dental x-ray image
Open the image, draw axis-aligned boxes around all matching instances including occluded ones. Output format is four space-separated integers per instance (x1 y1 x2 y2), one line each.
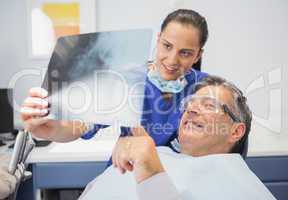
42 29 153 126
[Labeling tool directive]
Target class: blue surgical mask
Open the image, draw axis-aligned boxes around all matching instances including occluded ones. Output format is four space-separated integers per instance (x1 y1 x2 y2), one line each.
147 68 188 93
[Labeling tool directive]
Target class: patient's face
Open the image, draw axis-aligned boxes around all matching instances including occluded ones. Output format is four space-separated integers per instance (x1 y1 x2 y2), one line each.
178 86 235 156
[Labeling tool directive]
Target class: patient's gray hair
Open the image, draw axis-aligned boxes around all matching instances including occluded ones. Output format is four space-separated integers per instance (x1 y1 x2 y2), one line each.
193 75 252 154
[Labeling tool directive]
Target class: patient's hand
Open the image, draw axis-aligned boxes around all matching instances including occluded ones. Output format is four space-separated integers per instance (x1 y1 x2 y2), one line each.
112 130 164 183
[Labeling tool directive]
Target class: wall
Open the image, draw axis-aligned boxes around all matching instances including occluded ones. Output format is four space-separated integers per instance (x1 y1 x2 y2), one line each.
0 0 287 155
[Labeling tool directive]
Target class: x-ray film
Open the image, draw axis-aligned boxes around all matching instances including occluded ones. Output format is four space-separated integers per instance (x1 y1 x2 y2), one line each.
42 29 153 126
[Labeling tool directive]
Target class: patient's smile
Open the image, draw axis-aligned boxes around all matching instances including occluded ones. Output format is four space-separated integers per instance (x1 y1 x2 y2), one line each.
183 119 204 132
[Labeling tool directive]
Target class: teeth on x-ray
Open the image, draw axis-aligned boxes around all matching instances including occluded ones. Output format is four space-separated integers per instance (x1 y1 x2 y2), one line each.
42 29 153 127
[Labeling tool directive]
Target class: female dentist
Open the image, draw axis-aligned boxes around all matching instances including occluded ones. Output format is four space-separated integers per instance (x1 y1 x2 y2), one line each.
21 9 209 150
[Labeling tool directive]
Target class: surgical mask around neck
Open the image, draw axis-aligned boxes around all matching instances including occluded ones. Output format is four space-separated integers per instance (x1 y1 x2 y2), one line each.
147 67 188 93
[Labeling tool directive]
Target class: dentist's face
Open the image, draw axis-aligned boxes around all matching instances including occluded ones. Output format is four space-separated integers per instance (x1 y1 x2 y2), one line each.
156 21 202 81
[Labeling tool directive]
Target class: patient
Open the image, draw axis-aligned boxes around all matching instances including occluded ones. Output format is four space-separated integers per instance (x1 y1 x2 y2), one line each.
79 75 276 200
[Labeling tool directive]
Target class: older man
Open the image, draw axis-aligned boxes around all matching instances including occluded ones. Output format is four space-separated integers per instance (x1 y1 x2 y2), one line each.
80 75 275 200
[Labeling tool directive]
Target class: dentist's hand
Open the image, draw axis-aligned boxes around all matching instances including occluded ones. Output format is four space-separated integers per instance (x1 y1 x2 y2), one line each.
21 87 53 138
21 87 83 142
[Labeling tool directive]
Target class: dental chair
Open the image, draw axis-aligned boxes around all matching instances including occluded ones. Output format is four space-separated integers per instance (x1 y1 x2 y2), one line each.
232 132 249 159
7 130 35 200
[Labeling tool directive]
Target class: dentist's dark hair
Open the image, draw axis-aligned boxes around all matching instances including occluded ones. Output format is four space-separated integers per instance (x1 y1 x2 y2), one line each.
161 9 209 71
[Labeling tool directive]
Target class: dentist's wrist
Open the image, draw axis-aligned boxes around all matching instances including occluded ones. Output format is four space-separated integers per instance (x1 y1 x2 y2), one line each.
68 121 94 137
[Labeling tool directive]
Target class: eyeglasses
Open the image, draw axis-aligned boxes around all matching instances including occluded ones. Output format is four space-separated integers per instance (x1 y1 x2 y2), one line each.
180 95 241 123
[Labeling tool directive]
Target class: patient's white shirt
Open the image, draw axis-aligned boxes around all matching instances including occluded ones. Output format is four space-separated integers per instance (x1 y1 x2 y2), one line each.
80 147 276 200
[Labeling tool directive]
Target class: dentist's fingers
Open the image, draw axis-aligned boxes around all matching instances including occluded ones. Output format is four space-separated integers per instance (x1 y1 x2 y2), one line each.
21 107 48 121
21 87 49 121
23 97 49 109
29 87 48 98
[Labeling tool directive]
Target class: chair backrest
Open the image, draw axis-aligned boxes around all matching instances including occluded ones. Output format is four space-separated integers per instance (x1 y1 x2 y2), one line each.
240 138 249 159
